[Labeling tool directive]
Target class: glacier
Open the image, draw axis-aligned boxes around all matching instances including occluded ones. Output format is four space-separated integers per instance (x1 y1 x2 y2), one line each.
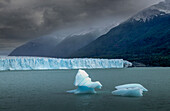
112 83 148 97
67 69 102 94
0 56 132 71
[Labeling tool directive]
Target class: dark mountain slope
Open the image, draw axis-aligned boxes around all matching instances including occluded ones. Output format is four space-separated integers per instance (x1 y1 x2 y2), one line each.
50 31 99 57
9 36 61 57
9 28 107 57
71 1 170 66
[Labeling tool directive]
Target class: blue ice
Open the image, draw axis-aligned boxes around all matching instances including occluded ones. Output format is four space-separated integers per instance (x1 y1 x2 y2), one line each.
112 88 143 97
67 86 97 94
67 69 102 94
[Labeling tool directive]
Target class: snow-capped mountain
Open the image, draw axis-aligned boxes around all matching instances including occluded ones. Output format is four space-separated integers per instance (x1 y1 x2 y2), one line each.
9 0 170 66
71 0 170 66
131 0 170 22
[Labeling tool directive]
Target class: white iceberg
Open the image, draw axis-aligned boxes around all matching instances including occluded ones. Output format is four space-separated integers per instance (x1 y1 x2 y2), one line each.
67 69 102 94
112 88 143 97
112 83 148 97
115 83 148 92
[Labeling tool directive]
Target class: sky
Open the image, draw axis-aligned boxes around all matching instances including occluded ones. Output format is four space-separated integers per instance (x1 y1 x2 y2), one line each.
0 0 164 55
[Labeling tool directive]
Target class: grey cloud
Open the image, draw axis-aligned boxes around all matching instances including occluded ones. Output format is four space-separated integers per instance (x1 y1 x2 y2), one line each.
0 0 163 54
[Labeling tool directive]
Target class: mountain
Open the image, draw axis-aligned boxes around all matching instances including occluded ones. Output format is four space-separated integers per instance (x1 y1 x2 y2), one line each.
50 31 99 57
71 0 170 66
9 28 109 57
9 36 61 57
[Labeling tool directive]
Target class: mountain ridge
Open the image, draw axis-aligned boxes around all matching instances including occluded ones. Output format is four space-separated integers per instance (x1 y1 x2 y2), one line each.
9 27 111 57
71 0 170 66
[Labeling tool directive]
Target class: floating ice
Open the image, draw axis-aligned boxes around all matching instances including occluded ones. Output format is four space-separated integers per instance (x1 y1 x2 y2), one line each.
112 88 143 97
115 83 148 92
67 86 97 94
67 69 102 94
112 83 148 97
0 56 132 70
123 60 132 67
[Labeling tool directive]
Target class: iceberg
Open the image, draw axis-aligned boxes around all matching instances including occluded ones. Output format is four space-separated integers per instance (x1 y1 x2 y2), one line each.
67 86 97 94
112 88 143 97
0 56 132 70
112 83 148 97
67 69 102 94
123 60 132 67
115 83 148 92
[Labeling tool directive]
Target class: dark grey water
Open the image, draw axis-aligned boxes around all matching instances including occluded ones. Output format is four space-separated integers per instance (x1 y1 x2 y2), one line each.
0 68 170 111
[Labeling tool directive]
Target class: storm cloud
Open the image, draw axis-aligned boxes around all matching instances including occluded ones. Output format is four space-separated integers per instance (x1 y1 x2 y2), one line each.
0 0 163 55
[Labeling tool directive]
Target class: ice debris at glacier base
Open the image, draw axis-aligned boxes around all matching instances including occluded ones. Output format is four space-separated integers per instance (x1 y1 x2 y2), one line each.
0 56 132 70
123 60 133 68
112 83 148 97
67 69 102 94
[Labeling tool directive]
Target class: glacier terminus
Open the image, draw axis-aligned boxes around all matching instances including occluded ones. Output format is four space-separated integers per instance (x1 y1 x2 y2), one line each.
0 56 132 71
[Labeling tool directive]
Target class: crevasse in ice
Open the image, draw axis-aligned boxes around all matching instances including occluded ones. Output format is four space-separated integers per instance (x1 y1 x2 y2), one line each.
67 69 102 94
112 83 148 97
0 56 132 70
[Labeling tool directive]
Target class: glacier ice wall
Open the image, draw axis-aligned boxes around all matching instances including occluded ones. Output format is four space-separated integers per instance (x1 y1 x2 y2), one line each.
0 56 131 71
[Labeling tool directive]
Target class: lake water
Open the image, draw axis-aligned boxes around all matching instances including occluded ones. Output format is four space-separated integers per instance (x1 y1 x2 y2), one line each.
0 68 170 111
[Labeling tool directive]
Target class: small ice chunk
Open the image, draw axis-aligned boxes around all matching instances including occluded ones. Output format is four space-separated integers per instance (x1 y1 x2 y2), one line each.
112 88 143 97
115 83 148 91
67 69 102 94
